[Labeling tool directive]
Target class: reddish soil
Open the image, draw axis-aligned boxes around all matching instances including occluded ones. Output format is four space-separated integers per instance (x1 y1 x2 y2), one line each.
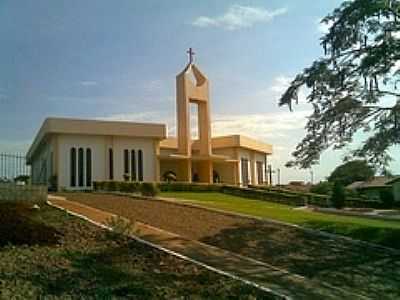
60 192 400 299
61 193 252 241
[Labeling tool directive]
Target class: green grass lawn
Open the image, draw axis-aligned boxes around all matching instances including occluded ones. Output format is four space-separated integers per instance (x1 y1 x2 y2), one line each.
160 192 400 249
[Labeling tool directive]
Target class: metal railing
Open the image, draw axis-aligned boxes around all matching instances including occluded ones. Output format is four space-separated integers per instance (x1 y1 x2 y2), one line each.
0 153 30 181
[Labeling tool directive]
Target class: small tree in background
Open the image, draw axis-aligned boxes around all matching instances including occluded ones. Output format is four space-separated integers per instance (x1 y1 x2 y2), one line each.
310 181 333 195
328 160 375 186
331 181 346 209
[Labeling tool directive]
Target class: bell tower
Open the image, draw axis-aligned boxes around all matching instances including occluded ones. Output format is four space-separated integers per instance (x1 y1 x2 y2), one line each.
175 49 213 182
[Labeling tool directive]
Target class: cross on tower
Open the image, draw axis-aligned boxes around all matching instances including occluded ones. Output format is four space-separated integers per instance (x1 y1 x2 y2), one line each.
186 47 195 64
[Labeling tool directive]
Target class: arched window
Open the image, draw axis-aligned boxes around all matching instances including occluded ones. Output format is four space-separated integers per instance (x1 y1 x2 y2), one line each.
109 148 114 180
138 150 143 181
86 148 92 187
70 148 76 187
78 148 84 187
131 150 136 181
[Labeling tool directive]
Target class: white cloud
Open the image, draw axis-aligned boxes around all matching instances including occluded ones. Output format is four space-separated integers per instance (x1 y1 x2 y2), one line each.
253 75 307 105
192 5 287 30
212 110 310 140
79 81 98 86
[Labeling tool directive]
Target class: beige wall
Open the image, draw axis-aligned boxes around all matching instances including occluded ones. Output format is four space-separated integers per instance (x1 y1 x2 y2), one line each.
237 148 266 186
56 134 159 190
213 162 236 184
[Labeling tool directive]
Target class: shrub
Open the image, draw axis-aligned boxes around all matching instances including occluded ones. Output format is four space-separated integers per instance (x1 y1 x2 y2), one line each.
105 181 117 192
48 175 58 192
379 189 394 208
330 182 346 209
310 181 333 195
106 216 133 239
140 182 159 197
162 171 177 182
158 182 222 192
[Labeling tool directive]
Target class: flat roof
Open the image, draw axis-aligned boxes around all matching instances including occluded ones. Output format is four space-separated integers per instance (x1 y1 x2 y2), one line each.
27 117 167 161
160 134 272 154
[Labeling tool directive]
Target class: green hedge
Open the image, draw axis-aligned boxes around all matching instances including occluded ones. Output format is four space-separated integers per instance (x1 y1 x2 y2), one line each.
247 184 385 208
158 182 222 192
93 181 385 208
221 185 305 206
141 182 160 197
93 181 158 197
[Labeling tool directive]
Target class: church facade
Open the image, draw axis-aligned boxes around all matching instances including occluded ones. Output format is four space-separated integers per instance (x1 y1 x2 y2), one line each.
27 60 272 190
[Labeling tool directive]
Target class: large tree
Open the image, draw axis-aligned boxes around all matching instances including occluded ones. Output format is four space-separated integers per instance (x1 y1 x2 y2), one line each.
280 0 400 170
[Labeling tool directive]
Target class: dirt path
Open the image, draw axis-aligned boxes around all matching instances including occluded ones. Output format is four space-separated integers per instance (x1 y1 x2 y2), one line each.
59 192 400 299
49 195 368 299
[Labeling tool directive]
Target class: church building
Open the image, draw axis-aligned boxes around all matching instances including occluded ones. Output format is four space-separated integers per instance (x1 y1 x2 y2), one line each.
27 54 273 190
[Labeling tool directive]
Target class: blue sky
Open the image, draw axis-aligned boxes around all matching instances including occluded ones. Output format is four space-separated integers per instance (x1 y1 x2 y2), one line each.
1 0 399 183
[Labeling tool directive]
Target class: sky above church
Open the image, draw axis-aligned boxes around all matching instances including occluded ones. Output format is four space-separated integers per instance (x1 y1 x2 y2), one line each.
1 0 399 183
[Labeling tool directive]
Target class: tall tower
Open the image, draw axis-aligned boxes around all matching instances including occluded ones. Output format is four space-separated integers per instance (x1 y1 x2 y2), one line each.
175 49 213 182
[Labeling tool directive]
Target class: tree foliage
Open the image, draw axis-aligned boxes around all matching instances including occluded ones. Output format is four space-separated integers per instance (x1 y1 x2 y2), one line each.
328 160 375 185
280 0 400 169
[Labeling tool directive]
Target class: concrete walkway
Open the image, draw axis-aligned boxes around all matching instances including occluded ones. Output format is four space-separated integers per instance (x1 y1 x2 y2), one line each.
48 196 370 300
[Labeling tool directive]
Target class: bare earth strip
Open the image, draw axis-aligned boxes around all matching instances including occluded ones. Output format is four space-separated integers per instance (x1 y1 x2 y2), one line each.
59 193 400 299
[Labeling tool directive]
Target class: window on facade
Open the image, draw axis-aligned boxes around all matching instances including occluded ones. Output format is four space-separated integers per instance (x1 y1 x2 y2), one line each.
70 148 76 187
131 150 136 181
78 148 84 187
241 158 249 186
109 148 114 180
124 149 129 177
86 148 92 187
138 150 143 181
256 161 263 185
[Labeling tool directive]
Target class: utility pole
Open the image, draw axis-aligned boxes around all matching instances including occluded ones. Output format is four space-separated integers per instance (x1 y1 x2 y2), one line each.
268 165 273 186
277 168 281 186
310 169 314 185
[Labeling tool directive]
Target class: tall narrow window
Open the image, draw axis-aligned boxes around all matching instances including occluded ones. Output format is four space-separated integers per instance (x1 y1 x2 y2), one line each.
70 148 76 187
257 161 263 185
131 150 136 181
138 150 143 181
78 148 84 187
109 148 114 180
86 148 92 187
124 149 129 175
241 158 249 186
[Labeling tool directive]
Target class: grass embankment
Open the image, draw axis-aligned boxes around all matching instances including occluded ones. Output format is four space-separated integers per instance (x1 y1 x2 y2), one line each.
161 192 400 249
0 201 274 299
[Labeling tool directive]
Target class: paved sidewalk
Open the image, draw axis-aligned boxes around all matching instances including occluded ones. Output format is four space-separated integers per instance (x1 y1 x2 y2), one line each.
48 196 369 300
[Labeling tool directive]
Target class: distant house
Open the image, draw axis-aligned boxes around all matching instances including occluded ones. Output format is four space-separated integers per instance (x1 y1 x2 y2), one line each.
346 176 400 202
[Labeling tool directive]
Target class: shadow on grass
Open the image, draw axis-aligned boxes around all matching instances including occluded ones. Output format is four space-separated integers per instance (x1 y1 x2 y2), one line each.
0 202 61 247
304 220 400 250
201 220 400 298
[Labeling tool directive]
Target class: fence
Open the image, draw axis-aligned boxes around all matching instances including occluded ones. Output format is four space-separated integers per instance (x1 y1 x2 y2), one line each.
0 183 47 202
0 153 30 182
